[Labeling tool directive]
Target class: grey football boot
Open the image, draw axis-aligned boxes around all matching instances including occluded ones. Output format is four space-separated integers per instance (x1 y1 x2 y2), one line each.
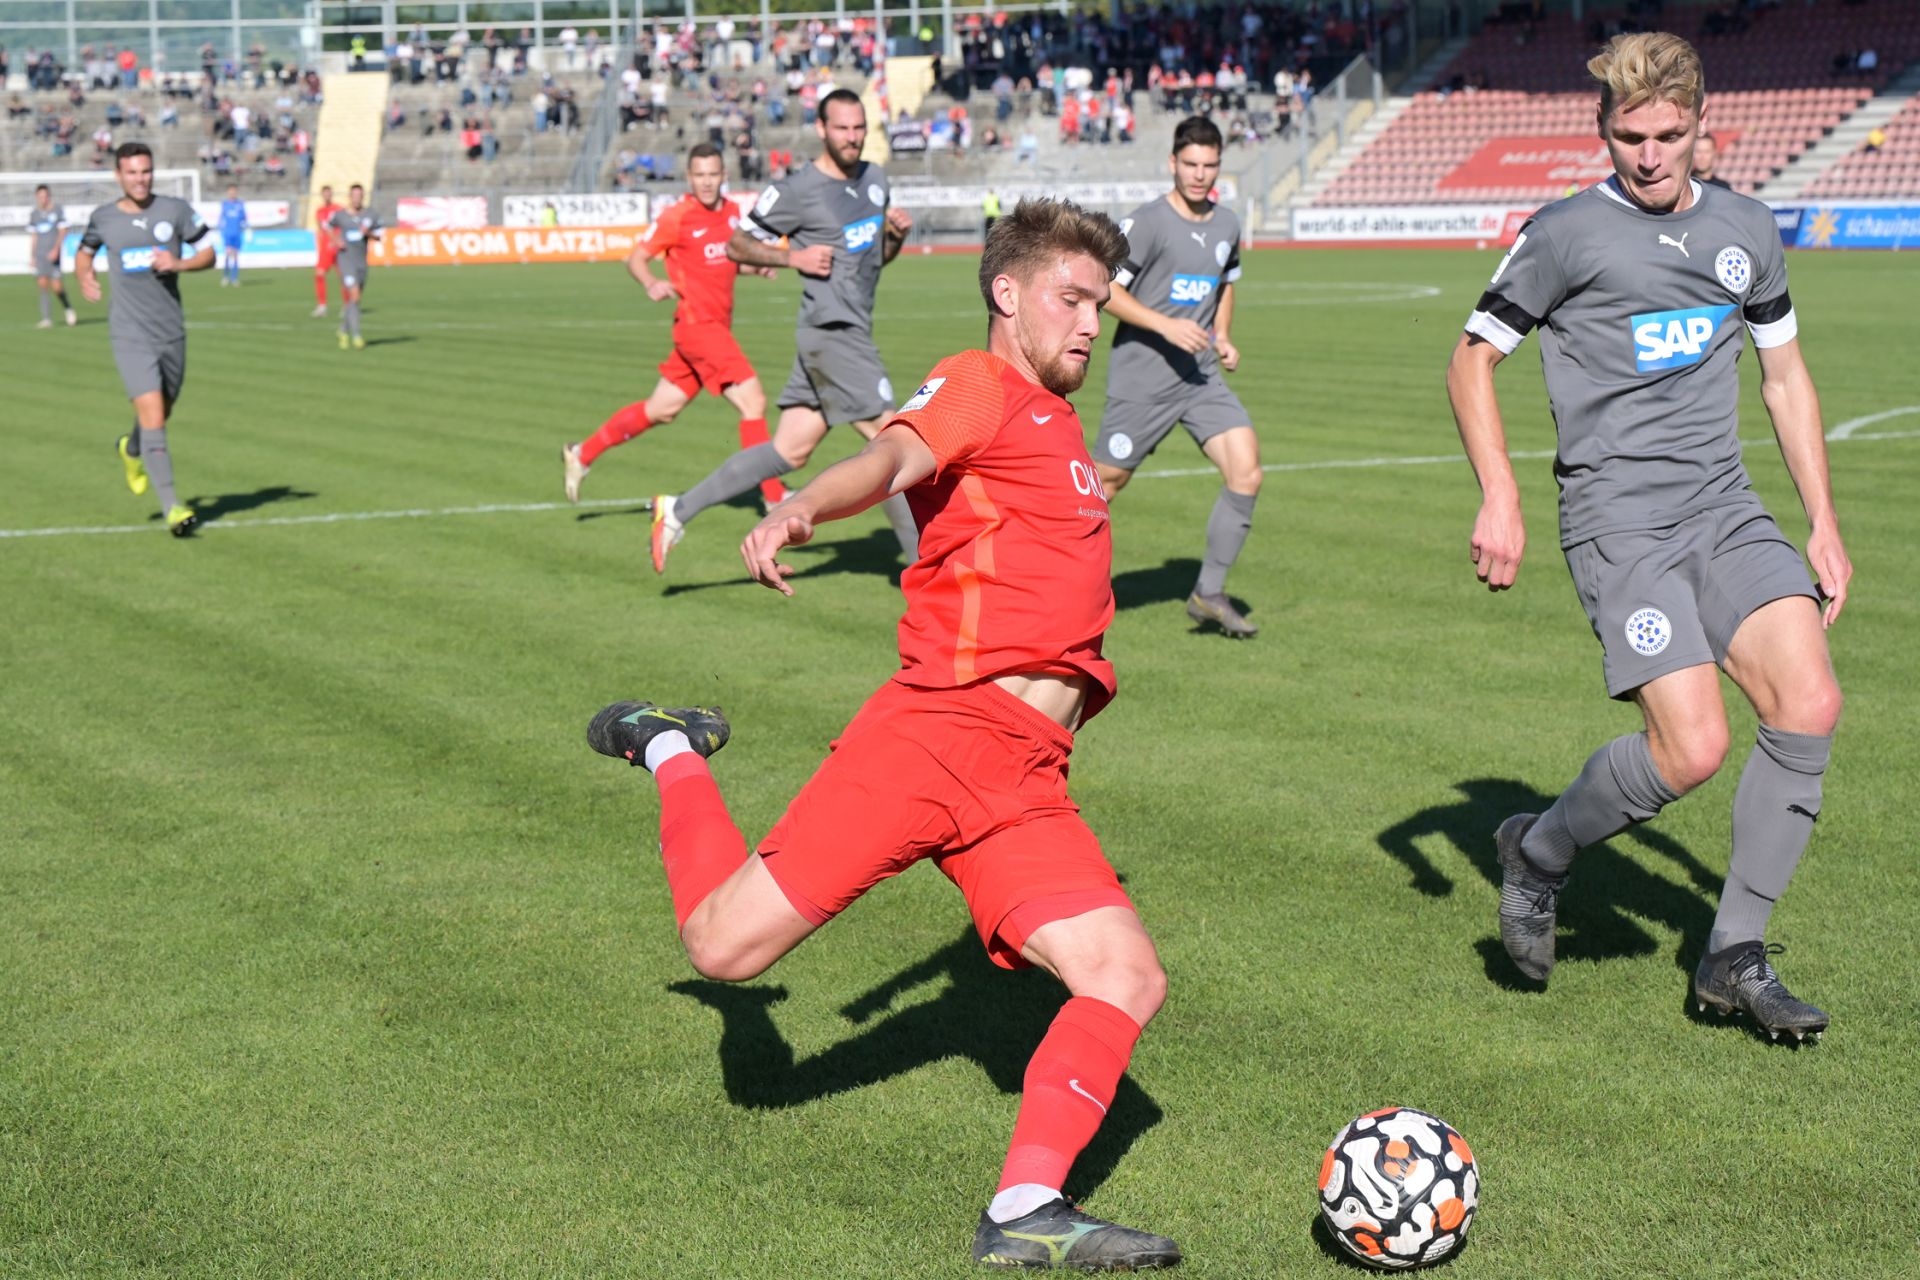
1495 814 1568 982
1694 941 1828 1042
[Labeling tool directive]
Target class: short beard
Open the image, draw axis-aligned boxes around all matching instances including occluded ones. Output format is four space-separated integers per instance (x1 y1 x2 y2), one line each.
1032 350 1087 397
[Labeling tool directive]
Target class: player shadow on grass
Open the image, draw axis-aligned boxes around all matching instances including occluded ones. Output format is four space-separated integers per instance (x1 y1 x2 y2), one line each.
1111 557 1256 629
1376 778 1721 990
669 927 1162 1200
659 526 906 596
157 484 318 525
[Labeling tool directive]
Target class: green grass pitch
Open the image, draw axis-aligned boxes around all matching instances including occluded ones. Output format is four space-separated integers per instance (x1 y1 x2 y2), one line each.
2 246 1916 1278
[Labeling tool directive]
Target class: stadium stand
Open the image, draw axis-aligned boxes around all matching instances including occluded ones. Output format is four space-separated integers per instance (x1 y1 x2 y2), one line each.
1803 94 1920 199
1312 0 1920 206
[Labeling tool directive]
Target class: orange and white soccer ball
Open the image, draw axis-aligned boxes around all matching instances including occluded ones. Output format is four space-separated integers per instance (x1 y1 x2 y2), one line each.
1318 1107 1478 1269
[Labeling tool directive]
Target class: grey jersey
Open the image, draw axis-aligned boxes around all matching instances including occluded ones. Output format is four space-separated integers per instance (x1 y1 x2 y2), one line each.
328 207 382 274
1466 180 1797 548
28 202 66 265
746 159 891 330
1108 196 1244 399
78 195 209 345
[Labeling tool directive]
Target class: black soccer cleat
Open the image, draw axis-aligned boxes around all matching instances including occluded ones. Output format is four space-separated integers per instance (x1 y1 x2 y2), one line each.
1694 941 1829 1042
1185 591 1257 638
973 1198 1181 1271
1496 813 1567 982
586 701 730 769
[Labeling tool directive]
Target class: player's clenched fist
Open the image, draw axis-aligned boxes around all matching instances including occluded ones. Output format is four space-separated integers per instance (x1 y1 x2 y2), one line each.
789 243 834 277
1469 497 1525 591
742 512 816 595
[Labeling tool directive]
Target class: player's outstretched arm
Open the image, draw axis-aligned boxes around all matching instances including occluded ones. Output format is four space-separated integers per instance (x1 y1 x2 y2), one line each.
741 424 935 595
1104 281 1210 353
1757 338 1850 625
727 227 830 276
1446 333 1525 591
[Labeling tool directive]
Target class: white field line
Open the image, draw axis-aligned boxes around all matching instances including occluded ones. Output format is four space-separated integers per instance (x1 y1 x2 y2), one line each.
1827 405 1920 440
4 428 1917 543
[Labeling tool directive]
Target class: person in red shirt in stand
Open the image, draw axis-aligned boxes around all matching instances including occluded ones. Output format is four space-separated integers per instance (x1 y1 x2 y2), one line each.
563 142 782 505
310 183 342 318
583 199 1182 1271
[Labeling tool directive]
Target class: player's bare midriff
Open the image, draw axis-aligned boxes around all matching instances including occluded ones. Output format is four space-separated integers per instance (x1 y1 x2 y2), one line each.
993 672 1089 730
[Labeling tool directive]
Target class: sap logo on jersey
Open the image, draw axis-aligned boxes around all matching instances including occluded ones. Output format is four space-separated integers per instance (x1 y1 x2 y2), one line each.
1631 304 1737 372
118 246 157 273
1169 273 1218 306
843 215 882 253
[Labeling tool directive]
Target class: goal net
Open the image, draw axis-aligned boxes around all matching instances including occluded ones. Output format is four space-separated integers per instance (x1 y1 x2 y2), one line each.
0 168 200 233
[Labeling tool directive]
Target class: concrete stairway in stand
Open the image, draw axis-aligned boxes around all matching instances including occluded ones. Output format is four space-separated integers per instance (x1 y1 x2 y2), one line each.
308 72 390 226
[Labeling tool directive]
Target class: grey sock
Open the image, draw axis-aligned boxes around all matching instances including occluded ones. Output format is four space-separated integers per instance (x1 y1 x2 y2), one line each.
141 426 178 511
1710 725 1830 951
345 300 360 336
1196 487 1258 596
1523 732 1682 875
677 442 794 522
39 289 51 322
880 493 918 560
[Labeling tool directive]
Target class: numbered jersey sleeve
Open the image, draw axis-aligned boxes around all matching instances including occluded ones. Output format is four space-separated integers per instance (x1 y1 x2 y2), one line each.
887 351 1008 477
746 176 804 241
1464 221 1568 355
1742 223 1795 348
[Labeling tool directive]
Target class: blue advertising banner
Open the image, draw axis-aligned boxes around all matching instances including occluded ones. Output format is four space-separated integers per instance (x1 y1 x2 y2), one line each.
1790 205 1920 249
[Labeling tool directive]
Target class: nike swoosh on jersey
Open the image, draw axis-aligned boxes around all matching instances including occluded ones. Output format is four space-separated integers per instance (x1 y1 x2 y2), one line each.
1031 412 1054 424
691 227 707 237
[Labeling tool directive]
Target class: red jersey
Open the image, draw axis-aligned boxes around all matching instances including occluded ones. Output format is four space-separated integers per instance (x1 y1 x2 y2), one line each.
887 350 1117 719
314 200 343 256
640 193 741 328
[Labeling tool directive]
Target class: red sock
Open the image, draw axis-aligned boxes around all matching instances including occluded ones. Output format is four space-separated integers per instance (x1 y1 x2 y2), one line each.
998 997 1142 1193
655 753 748 929
578 403 653 467
737 416 785 506
314 272 328 306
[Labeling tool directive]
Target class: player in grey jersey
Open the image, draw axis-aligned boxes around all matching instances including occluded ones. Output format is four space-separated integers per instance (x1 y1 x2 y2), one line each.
28 185 77 328
648 88 919 574
1446 33 1849 1040
76 143 216 537
1094 117 1263 637
327 184 382 350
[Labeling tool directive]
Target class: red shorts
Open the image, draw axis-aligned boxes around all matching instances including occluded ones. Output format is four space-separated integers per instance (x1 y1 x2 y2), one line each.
659 321 756 398
316 245 336 269
757 679 1132 969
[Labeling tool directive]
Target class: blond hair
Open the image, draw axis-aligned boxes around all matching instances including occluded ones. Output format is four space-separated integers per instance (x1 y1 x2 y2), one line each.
978 198 1129 309
1588 32 1705 120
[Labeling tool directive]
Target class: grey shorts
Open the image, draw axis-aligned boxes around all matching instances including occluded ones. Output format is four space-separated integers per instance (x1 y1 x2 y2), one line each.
339 259 369 290
1091 379 1251 470
113 339 187 402
35 260 61 282
778 324 893 424
1565 501 1818 699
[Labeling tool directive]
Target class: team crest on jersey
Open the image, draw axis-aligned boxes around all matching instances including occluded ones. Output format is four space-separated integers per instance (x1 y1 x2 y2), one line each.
1714 246 1752 294
152 219 175 243
1631 304 1736 372
1624 608 1672 657
1214 240 1231 268
901 377 945 411
867 183 885 206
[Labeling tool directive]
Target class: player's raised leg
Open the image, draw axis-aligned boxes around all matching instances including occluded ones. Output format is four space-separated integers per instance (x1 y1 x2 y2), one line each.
586 700 819 976
719 376 787 509
565 377 689 503
974 905 1181 1270
653 401 820 571
1695 594 1842 1038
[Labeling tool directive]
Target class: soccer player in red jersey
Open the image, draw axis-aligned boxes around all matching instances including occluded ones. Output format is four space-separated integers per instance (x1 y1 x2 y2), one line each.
562 143 783 511
586 199 1182 1271
310 184 342 318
